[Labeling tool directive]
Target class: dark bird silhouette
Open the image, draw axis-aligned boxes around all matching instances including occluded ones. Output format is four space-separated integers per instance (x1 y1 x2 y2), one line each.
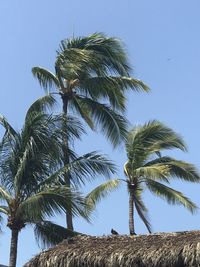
111 228 119 235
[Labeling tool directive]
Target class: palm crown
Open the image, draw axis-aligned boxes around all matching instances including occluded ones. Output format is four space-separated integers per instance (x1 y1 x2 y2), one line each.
0 97 118 267
123 120 200 234
32 33 149 147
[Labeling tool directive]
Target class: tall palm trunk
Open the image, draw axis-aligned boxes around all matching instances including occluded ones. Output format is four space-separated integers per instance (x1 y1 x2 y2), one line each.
61 94 74 231
9 229 19 267
129 190 135 235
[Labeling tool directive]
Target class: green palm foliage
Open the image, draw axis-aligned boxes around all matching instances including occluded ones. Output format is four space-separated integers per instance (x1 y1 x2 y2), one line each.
32 33 149 146
34 179 121 248
0 98 117 267
32 142 120 248
32 33 149 229
122 120 200 235
34 221 82 248
85 179 121 213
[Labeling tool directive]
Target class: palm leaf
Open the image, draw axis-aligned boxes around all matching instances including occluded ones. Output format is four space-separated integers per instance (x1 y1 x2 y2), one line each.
32 67 60 93
34 221 83 248
79 76 149 111
79 77 126 111
59 32 131 76
135 165 170 183
144 156 200 183
0 115 17 137
66 152 117 186
75 96 128 147
14 113 65 193
56 47 108 80
133 187 152 233
146 179 197 213
0 205 9 215
38 152 117 188
58 114 86 141
126 120 187 163
70 97 94 129
85 179 121 213
0 116 18 150
0 187 12 203
17 186 86 221
25 94 57 119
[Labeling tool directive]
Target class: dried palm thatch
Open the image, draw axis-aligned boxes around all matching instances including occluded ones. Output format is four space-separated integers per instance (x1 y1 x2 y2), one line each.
24 230 200 267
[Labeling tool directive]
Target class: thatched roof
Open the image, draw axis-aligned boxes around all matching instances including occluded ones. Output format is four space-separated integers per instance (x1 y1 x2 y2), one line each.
24 230 200 267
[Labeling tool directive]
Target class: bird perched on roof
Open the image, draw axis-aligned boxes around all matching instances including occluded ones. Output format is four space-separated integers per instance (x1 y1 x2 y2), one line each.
111 228 119 235
131 232 137 236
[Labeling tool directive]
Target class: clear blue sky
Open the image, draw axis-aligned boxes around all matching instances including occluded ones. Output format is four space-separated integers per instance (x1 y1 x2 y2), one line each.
1 0 200 266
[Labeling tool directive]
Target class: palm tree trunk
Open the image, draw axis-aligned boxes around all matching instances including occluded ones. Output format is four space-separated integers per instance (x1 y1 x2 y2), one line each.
129 190 135 235
61 94 74 231
9 229 19 267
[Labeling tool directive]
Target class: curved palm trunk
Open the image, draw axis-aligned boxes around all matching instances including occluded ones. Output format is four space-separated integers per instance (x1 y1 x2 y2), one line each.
61 94 74 231
129 190 135 235
9 229 19 267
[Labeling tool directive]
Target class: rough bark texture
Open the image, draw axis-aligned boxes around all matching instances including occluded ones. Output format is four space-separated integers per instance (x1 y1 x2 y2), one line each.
61 94 74 231
9 229 19 267
129 190 135 235
66 207 73 231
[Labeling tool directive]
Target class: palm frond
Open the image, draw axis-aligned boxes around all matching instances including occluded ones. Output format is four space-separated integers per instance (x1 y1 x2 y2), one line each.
146 179 197 213
34 221 82 248
58 114 86 142
0 115 18 144
79 77 126 111
126 120 186 163
75 96 128 147
56 47 107 79
32 67 60 93
0 187 12 203
168 160 200 182
38 152 117 188
14 113 65 193
79 76 149 111
133 187 152 233
0 205 9 215
25 95 57 120
85 179 121 213
135 165 170 183
66 152 117 186
59 32 131 76
57 50 131 85
144 156 200 183
70 97 94 129
17 186 86 221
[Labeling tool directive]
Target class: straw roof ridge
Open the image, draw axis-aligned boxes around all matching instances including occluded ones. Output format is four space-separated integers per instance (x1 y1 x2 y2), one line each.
24 230 200 267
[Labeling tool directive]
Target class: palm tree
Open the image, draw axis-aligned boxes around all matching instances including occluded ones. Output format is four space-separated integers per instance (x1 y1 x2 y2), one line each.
32 33 149 230
0 99 117 267
122 120 200 235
